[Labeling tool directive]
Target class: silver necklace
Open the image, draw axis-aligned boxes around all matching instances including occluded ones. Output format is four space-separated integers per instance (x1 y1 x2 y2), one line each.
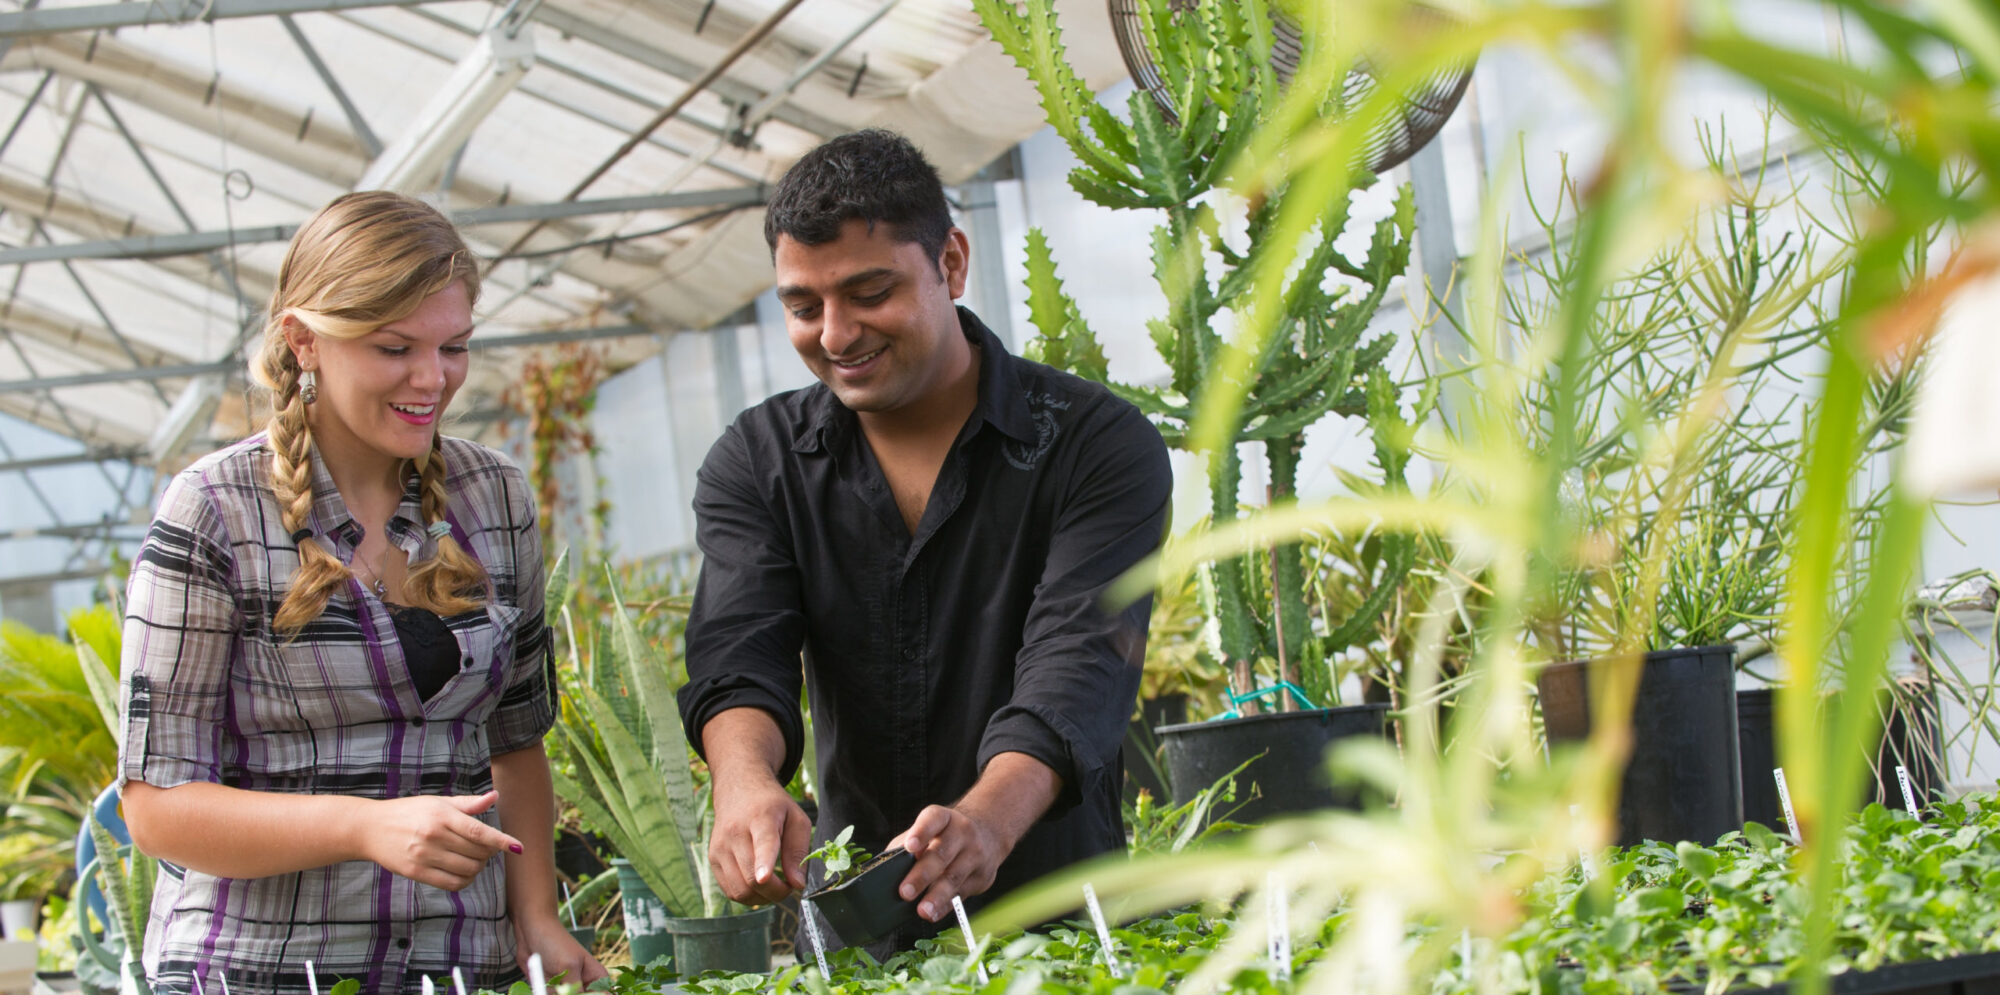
353 546 391 598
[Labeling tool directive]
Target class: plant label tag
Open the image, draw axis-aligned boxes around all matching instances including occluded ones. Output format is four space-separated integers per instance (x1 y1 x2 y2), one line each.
217 970 231 995
305 961 319 995
1266 872 1292 980
1083 883 1124 977
192 975 207 995
1774 767 1801 841
527 953 547 995
452 967 469 995
1897 765 1922 818
801 898 832 976
562 879 578 929
421 976 434 995
951 895 990 984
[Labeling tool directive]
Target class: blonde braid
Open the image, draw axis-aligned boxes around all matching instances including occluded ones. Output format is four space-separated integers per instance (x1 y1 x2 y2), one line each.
402 433 488 617
266 357 355 634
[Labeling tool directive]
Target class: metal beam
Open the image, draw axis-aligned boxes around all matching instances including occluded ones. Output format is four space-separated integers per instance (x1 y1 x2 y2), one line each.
0 447 143 473
0 0 452 38
468 324 651 351
529 4 845 140
280 14 383 157
0 361 234 393
0 322 667 392
0 188 767 265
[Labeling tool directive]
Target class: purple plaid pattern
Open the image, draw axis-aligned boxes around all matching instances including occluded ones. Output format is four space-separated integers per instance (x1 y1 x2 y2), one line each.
118 434 554 995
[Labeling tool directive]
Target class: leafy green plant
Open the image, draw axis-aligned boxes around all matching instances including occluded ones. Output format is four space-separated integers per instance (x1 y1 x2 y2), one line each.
545 557 713 919
975 0 1430 713
803 826 874 887
0 605 123 909
961 1 2000 992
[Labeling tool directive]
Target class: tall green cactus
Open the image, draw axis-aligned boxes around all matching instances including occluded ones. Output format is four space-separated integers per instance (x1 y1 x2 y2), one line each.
977 0 1424 708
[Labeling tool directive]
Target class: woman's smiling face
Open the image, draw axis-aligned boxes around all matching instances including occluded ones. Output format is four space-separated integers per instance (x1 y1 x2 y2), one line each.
289 280 474 469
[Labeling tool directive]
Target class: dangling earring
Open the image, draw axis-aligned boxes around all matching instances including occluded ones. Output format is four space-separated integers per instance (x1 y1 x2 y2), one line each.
300 369 318 405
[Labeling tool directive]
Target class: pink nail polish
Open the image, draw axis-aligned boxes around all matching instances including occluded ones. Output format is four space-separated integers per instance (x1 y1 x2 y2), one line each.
509 843 523 854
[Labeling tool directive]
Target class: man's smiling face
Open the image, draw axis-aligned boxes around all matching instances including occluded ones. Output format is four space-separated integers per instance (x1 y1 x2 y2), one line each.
774 218 969 415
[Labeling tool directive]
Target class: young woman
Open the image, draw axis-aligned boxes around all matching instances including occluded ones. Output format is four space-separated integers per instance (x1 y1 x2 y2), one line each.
117 192 605 994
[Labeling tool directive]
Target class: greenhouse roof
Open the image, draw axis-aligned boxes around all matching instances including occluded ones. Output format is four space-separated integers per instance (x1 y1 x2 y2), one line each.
0 0 1125 588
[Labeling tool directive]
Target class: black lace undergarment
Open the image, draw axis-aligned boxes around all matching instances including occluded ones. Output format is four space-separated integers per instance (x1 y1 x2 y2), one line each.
386 603 458 703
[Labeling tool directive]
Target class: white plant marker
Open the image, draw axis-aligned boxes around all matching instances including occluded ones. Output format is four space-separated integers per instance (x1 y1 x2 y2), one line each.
217 969 231 995
1081 883 1123 978
305 960 319 995
421 976 435 995
1265 873 1291 981
1774 767 1801 841
452 966 469 995
1460 929 1472 970
527 952 547 995
951 895 989 984
192 975 207 995
800 898 831 976
1897 765 1922 818
562 880 577 930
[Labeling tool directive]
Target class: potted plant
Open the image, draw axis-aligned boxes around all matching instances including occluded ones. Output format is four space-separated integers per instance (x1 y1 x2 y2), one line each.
976 0 1445 824
797 826 919 949
545 557 772 976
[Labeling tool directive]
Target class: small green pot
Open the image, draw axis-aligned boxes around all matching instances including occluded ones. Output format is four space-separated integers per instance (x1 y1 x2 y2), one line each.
611 859 675 968
662 905 774 977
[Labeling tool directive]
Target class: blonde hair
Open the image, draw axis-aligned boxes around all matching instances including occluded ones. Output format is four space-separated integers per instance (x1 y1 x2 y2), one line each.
250 191 488 634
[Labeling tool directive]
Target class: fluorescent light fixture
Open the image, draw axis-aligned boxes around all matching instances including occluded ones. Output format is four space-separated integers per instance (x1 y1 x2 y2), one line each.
358 25 536 193
149 372 225 465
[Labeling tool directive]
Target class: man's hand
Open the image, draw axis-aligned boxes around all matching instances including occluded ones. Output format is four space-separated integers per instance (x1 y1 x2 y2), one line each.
513 912 609 986
360 791 525 892
896 752 1061 922
710 776 811 905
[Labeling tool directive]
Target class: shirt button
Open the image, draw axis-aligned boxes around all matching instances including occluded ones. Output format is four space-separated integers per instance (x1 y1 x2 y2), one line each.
411 717 425 727
396 937 410 950
461 655 475 669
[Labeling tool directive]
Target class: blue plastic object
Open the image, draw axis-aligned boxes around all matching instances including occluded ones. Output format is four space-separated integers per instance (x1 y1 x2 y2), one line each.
1212 680 1319 720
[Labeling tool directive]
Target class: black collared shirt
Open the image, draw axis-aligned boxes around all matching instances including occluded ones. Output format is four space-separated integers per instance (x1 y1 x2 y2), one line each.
679 307 1172 942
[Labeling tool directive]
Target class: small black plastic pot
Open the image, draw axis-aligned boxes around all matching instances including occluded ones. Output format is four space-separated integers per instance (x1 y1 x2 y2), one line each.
803 847 919 948
1737 684 1944 830
1538 645 1741 846
1154 703 1392 825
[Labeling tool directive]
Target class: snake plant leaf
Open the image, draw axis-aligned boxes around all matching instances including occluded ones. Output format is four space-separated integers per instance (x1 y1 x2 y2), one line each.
607 577 703 860
74 638 120 748
566 684 704 917
544 548 574 626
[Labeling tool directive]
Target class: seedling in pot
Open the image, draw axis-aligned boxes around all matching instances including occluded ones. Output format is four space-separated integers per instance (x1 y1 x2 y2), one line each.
803 825 875 888
802 824 920 947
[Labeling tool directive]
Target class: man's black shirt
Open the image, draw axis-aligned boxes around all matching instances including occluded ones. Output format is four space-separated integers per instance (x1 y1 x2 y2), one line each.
678 307 1173 943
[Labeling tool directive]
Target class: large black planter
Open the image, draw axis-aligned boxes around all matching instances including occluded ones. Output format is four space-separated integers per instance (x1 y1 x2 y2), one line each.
1737 685 1944 830
1154 703 1391 825
804 846 918 948
1730 949 2000 993
1537 645 1741 846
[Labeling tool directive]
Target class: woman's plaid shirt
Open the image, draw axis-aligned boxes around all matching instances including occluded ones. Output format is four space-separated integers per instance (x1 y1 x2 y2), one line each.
117 434 556 995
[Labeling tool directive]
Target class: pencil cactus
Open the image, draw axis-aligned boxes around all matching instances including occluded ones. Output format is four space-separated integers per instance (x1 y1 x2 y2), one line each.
977 0 1426 706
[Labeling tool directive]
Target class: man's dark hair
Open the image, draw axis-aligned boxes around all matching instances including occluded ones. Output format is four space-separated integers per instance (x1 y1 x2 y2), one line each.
763 129 953 264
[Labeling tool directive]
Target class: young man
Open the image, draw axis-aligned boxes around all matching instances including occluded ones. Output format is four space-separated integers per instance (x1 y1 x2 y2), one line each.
677 129 1172 950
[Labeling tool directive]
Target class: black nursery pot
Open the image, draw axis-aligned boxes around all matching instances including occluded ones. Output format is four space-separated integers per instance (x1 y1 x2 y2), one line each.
1737 684 1944 830
803 846 919 948
1154 703 1392 825
1538 645 1742 847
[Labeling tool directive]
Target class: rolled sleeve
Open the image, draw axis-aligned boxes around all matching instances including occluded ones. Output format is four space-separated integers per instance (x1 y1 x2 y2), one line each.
977 404 1171 817
678 421 808 779
120 470 242 792
487 461 556 755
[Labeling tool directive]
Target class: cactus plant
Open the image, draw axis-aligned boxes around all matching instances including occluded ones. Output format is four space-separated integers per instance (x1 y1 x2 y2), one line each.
975 0 1430 710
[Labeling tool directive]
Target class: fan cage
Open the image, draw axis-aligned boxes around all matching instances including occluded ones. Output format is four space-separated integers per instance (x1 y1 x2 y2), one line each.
1108 0 1475 175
